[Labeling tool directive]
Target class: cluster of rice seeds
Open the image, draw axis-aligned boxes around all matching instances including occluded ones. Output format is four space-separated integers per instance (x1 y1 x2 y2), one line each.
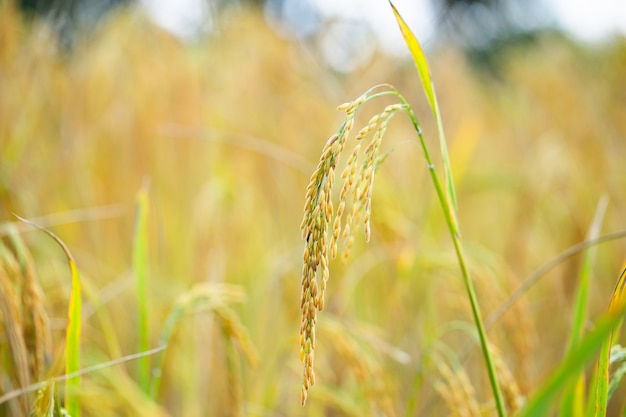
433 362 481 417
337 103 404 259
299 98 357 405
299 93 405 405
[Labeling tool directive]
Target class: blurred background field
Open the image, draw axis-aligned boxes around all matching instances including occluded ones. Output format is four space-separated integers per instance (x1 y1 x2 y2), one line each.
1 0 626 415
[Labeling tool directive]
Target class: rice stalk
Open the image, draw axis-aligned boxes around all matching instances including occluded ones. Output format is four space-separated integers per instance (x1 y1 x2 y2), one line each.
299 84 406 405
216 305 259 417
214 305 259 369
149 283 256 401
389 3 506 415
211 304 260 415
301 2 508 411
0 250 30 415
8 228 52 382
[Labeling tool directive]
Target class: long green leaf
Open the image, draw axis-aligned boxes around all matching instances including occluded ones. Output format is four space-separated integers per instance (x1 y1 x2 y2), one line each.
389 0 458 233
520 270 626 417
16 216 82 417
571 198 608 347
560 197 608 417
133 180 151 393
590 267 626 417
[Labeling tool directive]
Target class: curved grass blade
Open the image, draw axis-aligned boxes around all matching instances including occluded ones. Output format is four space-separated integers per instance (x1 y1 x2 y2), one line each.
0 346 166 406
486 230 626 329
133 179 151 393
15 215 82 417
388 0 458 233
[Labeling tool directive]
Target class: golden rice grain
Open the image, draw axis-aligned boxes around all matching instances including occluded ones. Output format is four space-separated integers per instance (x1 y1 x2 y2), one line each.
299 87 406 405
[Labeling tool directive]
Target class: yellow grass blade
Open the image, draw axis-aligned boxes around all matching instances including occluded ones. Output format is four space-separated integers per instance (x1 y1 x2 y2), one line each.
15 215 82 417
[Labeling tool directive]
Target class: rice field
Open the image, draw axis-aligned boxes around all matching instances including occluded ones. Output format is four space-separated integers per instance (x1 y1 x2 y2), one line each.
2 2 626 416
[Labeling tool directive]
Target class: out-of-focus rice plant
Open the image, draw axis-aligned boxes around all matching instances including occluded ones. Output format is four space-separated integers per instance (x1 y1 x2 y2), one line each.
1 0 626 415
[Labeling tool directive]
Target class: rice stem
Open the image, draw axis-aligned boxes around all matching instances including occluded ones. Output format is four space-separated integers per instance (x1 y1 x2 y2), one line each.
398 95 507 417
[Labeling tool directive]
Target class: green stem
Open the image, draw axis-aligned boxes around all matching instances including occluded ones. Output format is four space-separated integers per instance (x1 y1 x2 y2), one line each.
399 96 507 417
133 182 151 393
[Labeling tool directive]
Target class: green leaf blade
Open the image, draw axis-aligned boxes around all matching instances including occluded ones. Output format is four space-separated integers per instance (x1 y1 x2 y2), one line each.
133 180 151 393
389 0 459 232
520 269 626 417
560 197 608 417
